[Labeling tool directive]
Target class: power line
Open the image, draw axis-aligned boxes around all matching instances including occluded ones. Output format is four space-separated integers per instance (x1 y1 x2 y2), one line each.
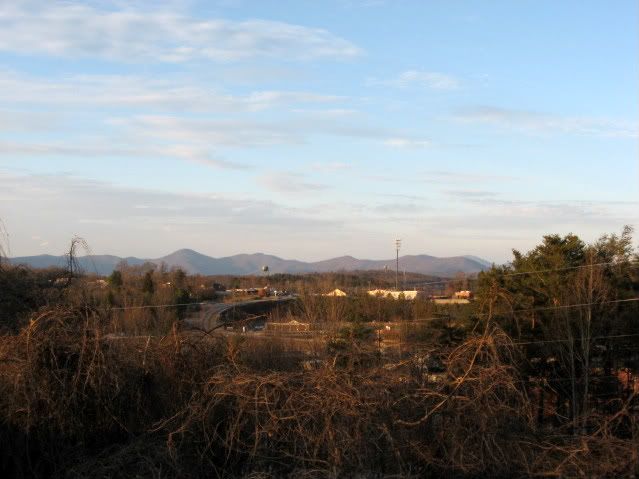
109 301 212 311
77 261 639 314
511 332 639 346
107 296 295 312
395 238 401 291
412 259 639 288
102 295 639 314
503 259 639 278
462 373 637 386
407 330 639 348
486 297 639 316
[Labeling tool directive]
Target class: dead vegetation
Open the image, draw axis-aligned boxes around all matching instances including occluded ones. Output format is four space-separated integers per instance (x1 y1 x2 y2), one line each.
0 306 637 478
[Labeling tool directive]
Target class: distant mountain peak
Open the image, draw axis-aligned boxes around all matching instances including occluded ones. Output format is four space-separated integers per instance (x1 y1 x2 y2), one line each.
168 248 205 256
11 249 492 277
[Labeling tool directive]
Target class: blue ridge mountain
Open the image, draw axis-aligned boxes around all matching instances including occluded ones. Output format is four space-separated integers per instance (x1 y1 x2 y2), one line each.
10 248 491 277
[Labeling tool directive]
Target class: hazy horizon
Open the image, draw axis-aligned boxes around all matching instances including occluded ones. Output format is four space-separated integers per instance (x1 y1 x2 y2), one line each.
9 246 492 263
1 0 637 263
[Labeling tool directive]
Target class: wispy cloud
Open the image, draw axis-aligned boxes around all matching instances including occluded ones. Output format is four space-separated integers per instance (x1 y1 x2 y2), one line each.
372 202 423 214
368 70 460 90
382 193 429 201
455 106 638 138
0 71 370 168
383 138 432 149
119 115 303 147
311 162 352 172
258 173 328 193
0 102 420 171
0 170 342 255
425 170 520 183
0 141 250 170
114 112 415 150
0 71 346 113
0 109 58 132
161 145 250 169
30 234 49 247
446 190 499 199
0 2 362 62
340 0 389 7
416 198 637 263
440 191 638 226
291 108 358 118
351 169 519 186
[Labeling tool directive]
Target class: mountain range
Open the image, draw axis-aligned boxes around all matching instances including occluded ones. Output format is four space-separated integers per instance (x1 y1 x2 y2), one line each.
10 249 493 277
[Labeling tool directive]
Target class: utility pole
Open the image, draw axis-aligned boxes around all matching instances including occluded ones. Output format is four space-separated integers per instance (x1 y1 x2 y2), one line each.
395 239 401 291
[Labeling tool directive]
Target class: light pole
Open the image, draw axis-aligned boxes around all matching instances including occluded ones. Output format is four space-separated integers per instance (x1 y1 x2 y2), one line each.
395 239 401 291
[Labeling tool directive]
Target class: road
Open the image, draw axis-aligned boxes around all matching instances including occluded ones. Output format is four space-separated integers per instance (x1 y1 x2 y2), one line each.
183 296 296 332
183 302 234 331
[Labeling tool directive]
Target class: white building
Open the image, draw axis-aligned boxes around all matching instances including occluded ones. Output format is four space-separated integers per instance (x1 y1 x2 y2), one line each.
323 288 348 297
367 289 425 300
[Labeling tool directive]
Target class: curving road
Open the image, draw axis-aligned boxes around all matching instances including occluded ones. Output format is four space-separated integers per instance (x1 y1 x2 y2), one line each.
183 296 296 332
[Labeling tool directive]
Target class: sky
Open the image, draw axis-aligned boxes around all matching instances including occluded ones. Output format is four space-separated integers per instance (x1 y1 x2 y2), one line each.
0 0 637 263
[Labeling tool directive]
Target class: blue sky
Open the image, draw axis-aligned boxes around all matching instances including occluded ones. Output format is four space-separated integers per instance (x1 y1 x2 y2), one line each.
0 0 637 262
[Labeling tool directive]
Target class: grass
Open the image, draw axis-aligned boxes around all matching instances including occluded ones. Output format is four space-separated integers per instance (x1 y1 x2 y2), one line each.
0 306 637 478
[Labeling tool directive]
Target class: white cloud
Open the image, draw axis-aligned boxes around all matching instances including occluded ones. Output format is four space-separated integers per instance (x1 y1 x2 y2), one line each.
441 192 638 226
311 162 352 172
121 115 303 147
0 101 415 171
372 202 423 214
395 71 460 89
339 169 518 186
30 235 49 247
383 138 431 149
115 112 410 150
160 145 250 169
455 106 638 138
2 170 634 262
0 109 57 132
0 71 369 167
0 71 346 113
291 108 358 118
0 2 362 62
243 92 346 111
368 70 460 90
258 173 328 193
425 170 520 183
0 170 348 257
0 140 249 170
446 190 499 199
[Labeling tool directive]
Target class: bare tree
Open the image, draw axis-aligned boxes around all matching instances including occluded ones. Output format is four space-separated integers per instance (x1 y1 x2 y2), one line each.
65 236 91 284
0 218 9 269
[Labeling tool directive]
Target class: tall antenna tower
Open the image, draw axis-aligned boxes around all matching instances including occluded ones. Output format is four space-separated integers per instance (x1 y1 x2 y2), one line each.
395 238 401 291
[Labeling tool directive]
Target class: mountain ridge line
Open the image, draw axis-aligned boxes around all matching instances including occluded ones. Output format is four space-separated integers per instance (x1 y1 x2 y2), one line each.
9 248 492 277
